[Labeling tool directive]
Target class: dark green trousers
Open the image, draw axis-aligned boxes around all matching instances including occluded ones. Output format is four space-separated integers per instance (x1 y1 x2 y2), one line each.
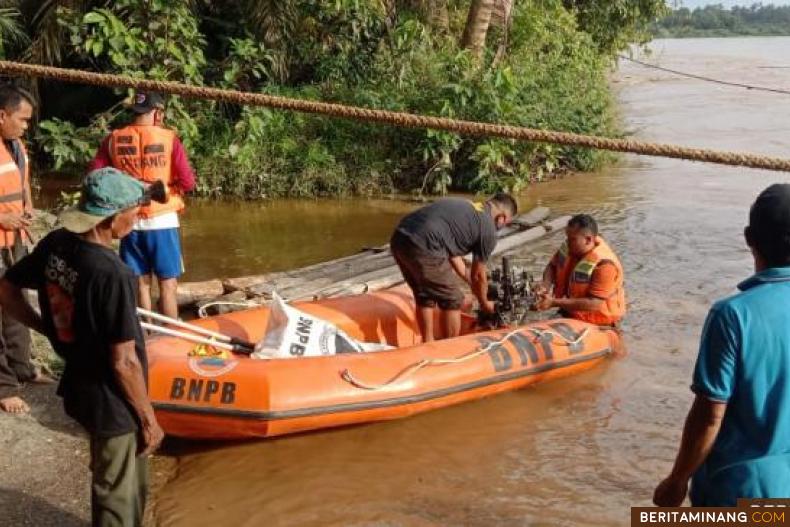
0 241 33 399
89 432 149 527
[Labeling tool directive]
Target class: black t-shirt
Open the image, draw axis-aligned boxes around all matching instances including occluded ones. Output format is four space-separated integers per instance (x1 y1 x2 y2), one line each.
395 198 497 261
5 229 147 437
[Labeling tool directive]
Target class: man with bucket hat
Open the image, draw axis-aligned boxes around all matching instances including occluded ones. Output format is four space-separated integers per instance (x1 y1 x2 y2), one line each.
654 183 790 506
0 167 164 525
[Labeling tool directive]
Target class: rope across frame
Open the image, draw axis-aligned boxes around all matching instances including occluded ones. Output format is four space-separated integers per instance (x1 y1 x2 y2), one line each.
2 60 790 172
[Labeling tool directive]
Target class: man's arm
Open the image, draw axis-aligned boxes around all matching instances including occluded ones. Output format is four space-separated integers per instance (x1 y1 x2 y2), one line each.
470 258 495 313
536 262 615 312
654 395 726 506
540 261 556 293
87 136 113 172
548 296 604 312
449 256 470 285
111 340 164 457
170 138 195 193
0 278 44 334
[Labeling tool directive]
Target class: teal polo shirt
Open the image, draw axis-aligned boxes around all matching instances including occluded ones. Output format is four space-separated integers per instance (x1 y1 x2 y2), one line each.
690 266 790 505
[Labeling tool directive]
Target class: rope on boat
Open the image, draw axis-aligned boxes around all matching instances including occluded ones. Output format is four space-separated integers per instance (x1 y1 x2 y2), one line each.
529 326 589 346
340 326 590 391
197 300 263 318
3 60 790 172
618 54 790 96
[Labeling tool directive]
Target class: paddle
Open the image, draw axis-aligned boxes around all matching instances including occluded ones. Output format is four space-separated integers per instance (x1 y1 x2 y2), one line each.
137 308 255 354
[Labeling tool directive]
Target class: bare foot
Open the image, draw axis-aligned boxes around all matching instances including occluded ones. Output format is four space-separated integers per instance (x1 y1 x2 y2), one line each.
30 372 56 384
0 396 30 414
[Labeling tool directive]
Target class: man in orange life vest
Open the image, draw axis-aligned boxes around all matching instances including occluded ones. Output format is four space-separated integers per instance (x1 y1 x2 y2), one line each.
0 85 53 415
534 214 626 326
89 92 195 320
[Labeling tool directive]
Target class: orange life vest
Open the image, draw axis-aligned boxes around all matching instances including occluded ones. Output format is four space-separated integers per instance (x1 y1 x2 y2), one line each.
0 140 30 248
109 125 184 218
551 236 626 325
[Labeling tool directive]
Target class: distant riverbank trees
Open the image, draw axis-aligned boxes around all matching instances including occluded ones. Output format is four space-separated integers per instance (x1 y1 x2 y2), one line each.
654 4 790 38
0 1 665 198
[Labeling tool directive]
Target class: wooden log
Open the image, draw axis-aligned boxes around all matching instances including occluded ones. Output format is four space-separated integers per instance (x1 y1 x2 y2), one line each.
219 207 548 294
179 207 561 308
498 206 550 236
177 279 224 307
308 214 569 300
492 215 570 257
299 265 403 301
195 290 254 316
222 245 390 294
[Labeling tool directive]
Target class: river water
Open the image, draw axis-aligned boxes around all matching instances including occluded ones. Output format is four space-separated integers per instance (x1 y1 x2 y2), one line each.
152 37 790 526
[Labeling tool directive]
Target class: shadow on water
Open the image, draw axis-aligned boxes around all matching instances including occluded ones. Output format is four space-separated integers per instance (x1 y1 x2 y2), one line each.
0 488 87 527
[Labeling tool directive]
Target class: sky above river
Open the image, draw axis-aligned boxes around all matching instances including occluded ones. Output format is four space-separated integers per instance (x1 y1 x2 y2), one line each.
676 0 790 7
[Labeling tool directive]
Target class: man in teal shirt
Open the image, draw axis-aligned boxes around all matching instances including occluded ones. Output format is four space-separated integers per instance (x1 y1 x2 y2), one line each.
654 183 790 506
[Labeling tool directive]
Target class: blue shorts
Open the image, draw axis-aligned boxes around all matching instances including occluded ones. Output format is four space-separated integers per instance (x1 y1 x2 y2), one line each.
120 229 184 279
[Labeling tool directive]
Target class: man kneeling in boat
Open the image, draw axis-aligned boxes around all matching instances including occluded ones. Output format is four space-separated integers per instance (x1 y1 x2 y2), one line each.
534 214 625 327
390 193 517 342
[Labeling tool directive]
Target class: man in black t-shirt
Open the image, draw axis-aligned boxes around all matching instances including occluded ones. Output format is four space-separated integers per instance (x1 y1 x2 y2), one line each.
0 167 164 526
390 193 517 341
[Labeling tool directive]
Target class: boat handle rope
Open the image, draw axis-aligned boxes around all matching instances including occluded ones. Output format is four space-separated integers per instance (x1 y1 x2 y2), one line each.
341 326 590 391
197 300 263 319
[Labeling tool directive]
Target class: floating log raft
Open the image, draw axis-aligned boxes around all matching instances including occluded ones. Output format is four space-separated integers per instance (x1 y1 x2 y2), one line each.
177 207 569 315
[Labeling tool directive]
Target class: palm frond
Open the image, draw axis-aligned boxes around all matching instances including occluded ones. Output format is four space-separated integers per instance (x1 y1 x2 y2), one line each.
244 0 298 81
23 0 94 65
0 6 29 54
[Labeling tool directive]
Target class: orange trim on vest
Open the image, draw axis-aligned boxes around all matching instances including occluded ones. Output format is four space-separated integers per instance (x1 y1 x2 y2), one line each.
109 125 184 218
552 236 626 325
0 140 29 248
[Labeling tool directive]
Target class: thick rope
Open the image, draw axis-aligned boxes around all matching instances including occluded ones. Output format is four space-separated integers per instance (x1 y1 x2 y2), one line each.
341 326 590 391
618 54 790 96
3 60 790 172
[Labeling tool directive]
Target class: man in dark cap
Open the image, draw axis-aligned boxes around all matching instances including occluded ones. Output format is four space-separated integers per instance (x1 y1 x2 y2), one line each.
654 183 790 506
0 167 164 525
390 193 516 342
89 91 196 321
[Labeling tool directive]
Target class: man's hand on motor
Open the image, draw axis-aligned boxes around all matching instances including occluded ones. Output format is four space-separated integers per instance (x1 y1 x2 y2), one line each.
0 212 31 231
480 299 496 314
534 293 555 311
533 282 551 296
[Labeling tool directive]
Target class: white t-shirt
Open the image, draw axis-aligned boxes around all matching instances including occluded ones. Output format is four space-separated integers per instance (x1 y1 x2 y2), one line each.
133 211 179 231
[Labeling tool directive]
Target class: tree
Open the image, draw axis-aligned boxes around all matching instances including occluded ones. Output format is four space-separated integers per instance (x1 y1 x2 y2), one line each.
563 0 668 54
460 0 495 59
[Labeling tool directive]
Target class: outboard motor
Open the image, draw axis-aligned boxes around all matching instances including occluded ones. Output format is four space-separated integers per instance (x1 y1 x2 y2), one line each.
478 256 537 328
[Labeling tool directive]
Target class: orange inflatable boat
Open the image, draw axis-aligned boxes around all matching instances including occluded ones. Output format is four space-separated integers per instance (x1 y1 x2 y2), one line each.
147 285 621 440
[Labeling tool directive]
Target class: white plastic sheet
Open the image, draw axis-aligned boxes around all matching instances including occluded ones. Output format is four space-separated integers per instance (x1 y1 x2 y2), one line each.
252 293 392 359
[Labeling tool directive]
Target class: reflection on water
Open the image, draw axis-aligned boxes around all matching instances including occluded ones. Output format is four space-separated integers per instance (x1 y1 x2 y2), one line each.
151 37 790 526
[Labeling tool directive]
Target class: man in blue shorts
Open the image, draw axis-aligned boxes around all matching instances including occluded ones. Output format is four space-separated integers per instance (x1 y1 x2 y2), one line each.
89 92 195 319
654 183 790 506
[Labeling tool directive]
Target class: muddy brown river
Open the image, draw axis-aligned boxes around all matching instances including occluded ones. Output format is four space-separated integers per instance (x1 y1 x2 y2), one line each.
151 38 790 526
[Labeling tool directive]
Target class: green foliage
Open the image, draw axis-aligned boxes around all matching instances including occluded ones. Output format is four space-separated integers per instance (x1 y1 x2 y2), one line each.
35 117 104 170
0 7 27 58
563 0 668 54
654 4 790 38
10 0 642 198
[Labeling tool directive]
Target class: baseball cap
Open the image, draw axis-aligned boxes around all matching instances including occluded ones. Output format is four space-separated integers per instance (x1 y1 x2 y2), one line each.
59 168 146 233
130 91 165 114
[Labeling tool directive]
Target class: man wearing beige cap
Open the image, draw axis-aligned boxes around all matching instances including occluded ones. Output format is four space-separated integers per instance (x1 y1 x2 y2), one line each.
0 167 164 526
